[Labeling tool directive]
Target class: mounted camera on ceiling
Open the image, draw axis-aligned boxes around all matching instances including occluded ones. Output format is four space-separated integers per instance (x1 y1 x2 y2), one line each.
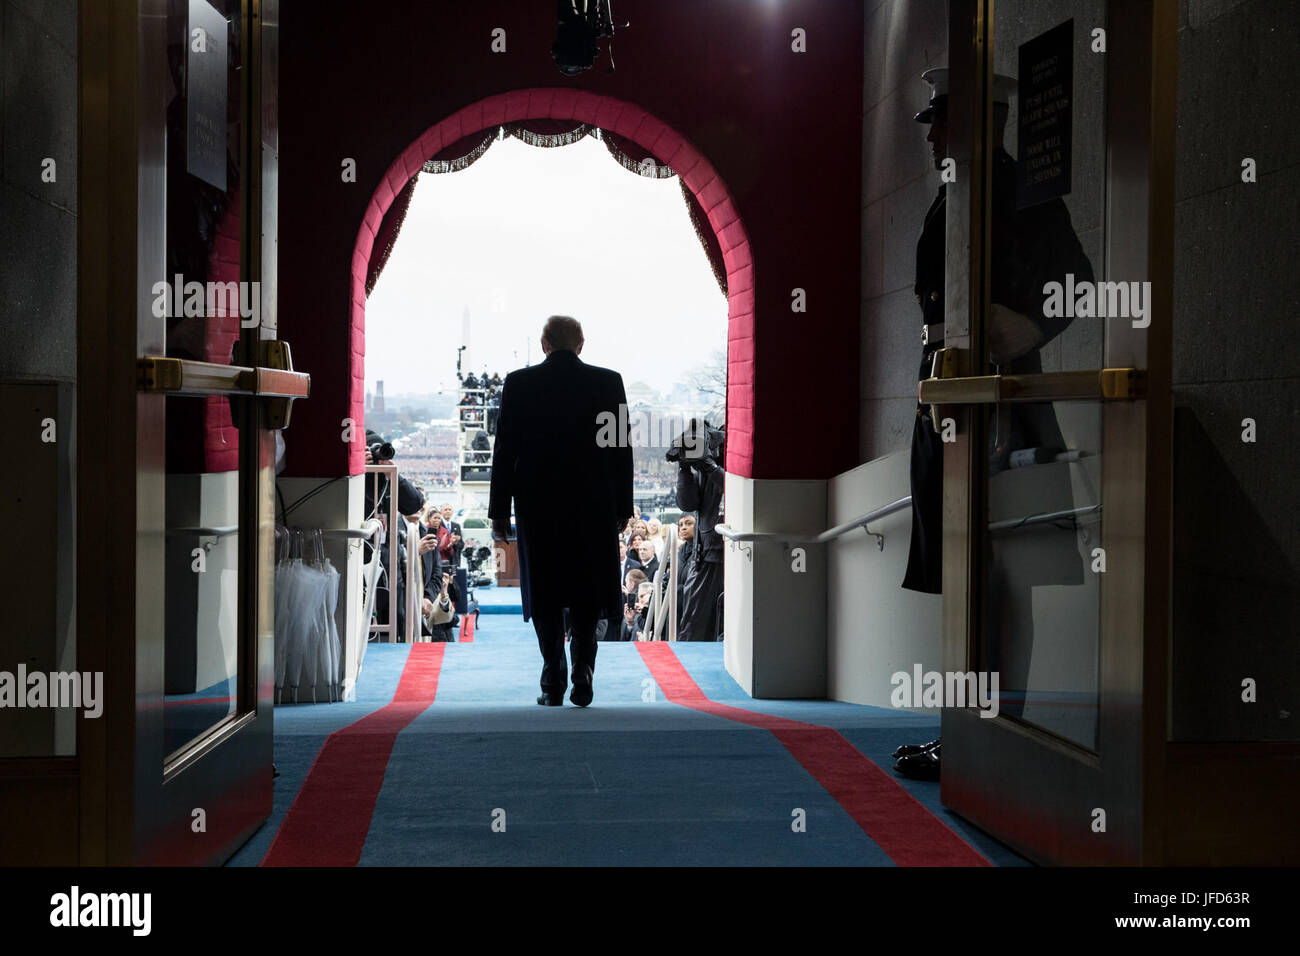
551 0 627 76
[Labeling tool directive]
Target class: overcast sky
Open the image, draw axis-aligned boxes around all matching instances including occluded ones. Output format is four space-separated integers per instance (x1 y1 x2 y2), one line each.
365 133 728 397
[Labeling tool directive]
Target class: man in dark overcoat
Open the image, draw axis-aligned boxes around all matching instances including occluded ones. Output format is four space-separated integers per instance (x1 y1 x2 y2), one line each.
489 316 633 706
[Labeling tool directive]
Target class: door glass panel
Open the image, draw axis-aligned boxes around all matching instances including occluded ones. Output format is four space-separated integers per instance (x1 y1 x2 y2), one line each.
979 1 1109 750
161 0 244 760
164 394 241 760
983 401 1102 749
992 1 1108 374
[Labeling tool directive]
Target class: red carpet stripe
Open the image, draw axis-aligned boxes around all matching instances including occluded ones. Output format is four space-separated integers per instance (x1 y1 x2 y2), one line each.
261 642 445 867
635 642 989 867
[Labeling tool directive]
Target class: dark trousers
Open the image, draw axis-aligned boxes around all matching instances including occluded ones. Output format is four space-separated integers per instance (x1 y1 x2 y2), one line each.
903 405 944 594
532 605 600 699
678 558 722 642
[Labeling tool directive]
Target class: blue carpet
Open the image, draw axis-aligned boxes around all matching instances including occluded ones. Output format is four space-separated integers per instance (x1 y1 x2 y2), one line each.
228 633 1029 866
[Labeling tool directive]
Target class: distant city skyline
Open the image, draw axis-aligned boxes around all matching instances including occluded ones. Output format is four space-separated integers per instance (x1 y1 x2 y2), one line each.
364 133 727 396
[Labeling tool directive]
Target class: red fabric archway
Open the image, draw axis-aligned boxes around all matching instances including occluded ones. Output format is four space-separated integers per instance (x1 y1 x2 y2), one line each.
349 89 755 477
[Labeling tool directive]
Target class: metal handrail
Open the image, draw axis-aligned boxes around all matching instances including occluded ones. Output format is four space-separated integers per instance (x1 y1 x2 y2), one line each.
988 503 1101 533
646 526 679 642
714 496 912 552
167 525 239 537
322 518 383 541
365 464 401 643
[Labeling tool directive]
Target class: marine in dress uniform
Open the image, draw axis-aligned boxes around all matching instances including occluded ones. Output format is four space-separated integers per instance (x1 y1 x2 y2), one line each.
896 68 1094 778
902 68 1092 596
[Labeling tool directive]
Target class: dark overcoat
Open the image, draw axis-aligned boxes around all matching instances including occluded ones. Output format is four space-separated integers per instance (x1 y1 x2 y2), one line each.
488 349 633 621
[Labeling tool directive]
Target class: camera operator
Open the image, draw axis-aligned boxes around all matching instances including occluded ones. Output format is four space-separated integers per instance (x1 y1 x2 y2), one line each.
670 419 724 642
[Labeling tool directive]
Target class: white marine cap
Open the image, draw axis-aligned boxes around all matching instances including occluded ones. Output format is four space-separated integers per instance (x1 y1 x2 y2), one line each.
914 67 1018 122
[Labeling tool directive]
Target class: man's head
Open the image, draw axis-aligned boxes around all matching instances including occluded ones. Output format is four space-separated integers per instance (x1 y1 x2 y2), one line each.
625 568 647 592
619 540 627 560
678 515 696 542
440 504 454 521
637 540 655 564
541 315 584 355
916 68 1014 169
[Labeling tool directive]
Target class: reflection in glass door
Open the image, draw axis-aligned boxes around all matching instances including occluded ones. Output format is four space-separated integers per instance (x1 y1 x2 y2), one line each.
160 0 247 761
979 3 1109 751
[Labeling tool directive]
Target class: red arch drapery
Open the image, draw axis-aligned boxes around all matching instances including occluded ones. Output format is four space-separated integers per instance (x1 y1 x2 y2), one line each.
351 89 755 477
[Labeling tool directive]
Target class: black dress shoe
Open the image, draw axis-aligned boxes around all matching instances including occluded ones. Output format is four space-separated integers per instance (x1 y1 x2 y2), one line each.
894 745 941 781
570 684 593 707
536 694 564 706
891 737 941 759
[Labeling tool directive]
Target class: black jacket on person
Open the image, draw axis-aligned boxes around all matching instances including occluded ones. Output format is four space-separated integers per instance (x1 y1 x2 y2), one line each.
636 554 659 583
677 460 723 564
488 349 634 621
444 519 464 566
621 555 644 584
675 537 696 614
416 523 443 600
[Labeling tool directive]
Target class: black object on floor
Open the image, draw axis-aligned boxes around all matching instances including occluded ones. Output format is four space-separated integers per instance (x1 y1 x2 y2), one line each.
894 745 941 781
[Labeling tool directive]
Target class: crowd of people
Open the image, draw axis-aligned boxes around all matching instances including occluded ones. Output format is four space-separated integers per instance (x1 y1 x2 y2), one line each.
604 419 726 642
394 424 460 488
366 431 472 642
458 370 503 433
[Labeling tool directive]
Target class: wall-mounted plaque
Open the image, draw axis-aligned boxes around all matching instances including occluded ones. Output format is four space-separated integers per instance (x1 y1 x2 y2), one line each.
1017 19 1073 209
186 0 228 191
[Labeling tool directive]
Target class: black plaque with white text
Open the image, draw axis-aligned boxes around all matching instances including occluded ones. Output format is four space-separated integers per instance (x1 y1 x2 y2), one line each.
186 0 228 191
1017 19 1073 209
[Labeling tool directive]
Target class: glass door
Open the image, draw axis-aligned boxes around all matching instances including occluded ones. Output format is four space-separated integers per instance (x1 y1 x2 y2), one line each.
927 0 1173 864
80 0 301 864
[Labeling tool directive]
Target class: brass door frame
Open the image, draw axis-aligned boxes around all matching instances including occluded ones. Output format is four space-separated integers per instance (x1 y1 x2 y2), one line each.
74 0 282 865
938 0 1176 865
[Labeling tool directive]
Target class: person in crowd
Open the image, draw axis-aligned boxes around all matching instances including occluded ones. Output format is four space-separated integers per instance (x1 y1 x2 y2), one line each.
440 503 469 615
489 315 633 707
675 419 724 642
440 504 464 565
622 532 646 580
623 567 648 612
646 517 666 561
633 581 655 640
675 514 697 627
366 432 433 641
427 509 457 568
635 538 659 584
422 569 460 642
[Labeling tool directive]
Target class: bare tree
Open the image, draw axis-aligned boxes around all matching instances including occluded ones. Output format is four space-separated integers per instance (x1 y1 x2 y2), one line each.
687 348 727 424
